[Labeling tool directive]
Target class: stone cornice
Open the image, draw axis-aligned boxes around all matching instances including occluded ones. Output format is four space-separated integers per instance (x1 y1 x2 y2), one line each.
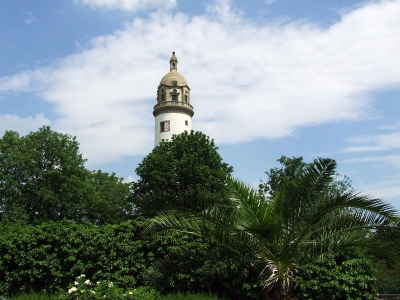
153 101 194 117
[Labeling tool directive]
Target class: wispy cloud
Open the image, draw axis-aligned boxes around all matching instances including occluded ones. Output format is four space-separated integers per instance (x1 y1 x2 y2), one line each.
74 0 177 12
0 114 50 135
380 120 400 130
24 11 37 25
359 174 400 201
343 132 400 153
343 155 400 169
1 0 400 163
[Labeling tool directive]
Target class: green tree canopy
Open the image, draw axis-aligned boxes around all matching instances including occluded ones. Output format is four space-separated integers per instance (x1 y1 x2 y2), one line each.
144 158 400 299
134 131 233 197
259 155 352 198
0 126 91 223
85 170 135 225
0 126 133 224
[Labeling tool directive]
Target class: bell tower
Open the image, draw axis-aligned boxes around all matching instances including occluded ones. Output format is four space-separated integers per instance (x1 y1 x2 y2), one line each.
153 52 194 146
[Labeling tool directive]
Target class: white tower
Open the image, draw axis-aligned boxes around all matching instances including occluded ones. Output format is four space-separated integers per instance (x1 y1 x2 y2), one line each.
154 52 194 146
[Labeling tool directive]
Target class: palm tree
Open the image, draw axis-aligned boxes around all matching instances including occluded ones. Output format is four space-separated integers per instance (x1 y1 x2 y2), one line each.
143 158 400 299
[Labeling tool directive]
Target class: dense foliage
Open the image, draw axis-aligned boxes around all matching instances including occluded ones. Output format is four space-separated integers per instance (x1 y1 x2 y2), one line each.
259 155 352 198
297 251 377 300
144 158 400 299
1 127 399 299
0 219 258 299
0 126 133 224
134 131 233 198
0 219 149 295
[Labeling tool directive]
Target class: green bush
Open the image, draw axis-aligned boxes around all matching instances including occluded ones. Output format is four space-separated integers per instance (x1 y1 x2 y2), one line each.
0 220 261 298
0 219 165 296
61 275 158 300
297 252 377 300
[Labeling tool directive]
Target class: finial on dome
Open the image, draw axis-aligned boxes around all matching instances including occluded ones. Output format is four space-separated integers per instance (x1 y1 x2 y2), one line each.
170 51 178 71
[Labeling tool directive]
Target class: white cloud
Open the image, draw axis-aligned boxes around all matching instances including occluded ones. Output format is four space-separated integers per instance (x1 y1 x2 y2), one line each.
343 155 400 169
265 0 277 4
124 175 136 183
380 120 400 130
359 175 400 203
24 11 37 25
343 132 400 153
1 0 400 163
74 0 176 12
0 114 51 136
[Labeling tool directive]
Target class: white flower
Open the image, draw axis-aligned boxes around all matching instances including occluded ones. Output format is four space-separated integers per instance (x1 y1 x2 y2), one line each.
68 287 77 294
108 282 114 288
90 290 96 295
74 281 79 286
128 292 133 295
84 279 91 285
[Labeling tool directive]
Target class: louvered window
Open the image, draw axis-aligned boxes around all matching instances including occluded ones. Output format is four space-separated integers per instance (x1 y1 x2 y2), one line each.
161 121 170 132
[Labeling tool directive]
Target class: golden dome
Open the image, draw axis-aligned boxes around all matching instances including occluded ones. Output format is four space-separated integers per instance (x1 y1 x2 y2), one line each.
159 69 188 86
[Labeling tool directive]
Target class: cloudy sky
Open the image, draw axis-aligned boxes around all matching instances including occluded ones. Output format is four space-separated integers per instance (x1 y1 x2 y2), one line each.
1 0 400 208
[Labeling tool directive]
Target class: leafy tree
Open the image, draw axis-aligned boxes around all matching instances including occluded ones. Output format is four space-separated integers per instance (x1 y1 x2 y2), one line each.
134 130 233 198
143 158 400 299
372 225 400 293
259 155 352 198
0 126 134 224
0 126 90 223
85 170 135 225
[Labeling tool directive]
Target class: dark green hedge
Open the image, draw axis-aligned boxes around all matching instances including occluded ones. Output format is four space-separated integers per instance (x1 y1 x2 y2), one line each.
0 219 149 295
297 253 378 300
0 219 262 299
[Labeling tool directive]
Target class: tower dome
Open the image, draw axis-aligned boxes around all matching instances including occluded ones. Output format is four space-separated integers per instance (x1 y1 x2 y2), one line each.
153 52 194 146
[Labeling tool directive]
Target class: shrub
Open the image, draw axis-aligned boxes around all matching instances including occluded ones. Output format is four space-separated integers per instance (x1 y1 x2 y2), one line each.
61 275 157 300
297 253 377 300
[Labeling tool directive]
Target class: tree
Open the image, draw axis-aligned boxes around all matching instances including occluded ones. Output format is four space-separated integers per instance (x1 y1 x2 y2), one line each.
134 130 233 197
143 158 400 299
259 155 352 198
0 126 134 224
0 126 91 223
85 170 135 225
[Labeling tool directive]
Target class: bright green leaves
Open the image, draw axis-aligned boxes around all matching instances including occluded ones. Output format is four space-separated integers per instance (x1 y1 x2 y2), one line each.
134 131 233 208
0 126 134 224
297 253 378 300
0 126 89 223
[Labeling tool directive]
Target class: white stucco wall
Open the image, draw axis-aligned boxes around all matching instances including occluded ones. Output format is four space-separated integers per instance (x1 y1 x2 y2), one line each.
155 112 192 146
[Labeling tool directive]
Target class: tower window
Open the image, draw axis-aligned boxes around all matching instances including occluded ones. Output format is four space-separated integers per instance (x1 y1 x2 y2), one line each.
184 95 188 102
160 121 170 132
172 63 176 69
185 120 188 126
161 94 165 101
172 95 178 101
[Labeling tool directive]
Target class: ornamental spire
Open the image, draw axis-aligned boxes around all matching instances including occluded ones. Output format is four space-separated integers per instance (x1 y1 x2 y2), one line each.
170 51 178 71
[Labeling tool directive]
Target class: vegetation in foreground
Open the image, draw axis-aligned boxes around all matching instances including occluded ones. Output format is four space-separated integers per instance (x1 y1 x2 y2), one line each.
1 127 400 299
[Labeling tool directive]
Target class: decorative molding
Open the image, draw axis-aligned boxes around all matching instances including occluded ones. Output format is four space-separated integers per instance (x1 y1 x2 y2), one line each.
153 101 194 117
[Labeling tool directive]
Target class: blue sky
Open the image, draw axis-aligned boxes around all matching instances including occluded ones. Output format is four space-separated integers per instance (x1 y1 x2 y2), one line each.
1 0 400 208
